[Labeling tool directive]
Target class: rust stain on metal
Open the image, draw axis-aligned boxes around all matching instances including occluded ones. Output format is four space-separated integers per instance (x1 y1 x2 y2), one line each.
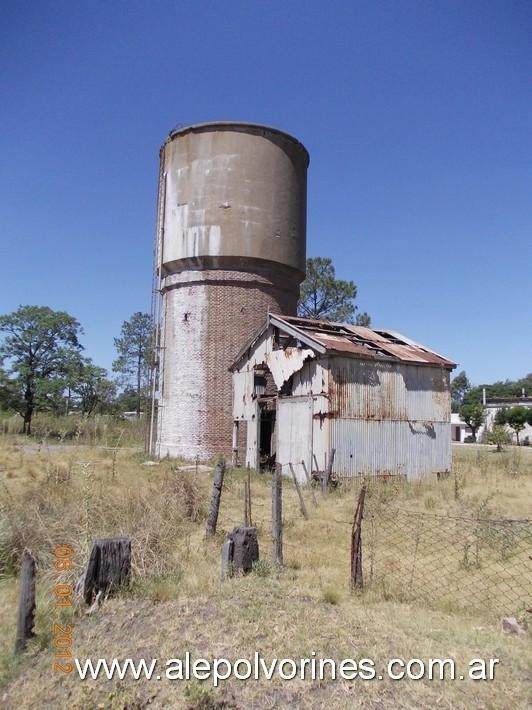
311 332 377 358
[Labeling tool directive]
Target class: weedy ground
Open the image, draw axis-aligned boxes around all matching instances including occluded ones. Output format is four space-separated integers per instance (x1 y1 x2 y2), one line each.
0 425 530 709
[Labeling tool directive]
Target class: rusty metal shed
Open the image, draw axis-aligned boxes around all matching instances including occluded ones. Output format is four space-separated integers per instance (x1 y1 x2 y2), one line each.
230 314 456 481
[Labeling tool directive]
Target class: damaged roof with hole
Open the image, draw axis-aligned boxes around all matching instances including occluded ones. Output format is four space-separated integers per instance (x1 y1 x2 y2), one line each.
230 314 456 371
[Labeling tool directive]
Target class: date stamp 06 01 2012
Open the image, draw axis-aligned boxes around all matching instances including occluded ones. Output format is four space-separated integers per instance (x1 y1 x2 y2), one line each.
52 545 74 674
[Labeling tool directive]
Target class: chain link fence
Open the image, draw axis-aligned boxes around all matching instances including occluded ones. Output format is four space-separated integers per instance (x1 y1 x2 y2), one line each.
361 499 532 617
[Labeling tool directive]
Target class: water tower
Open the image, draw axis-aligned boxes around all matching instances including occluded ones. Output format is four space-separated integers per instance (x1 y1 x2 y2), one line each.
151 122 309 460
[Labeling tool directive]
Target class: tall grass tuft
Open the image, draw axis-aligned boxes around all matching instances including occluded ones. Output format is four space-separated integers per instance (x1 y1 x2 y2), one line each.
0 413 145 447
0 461 205 583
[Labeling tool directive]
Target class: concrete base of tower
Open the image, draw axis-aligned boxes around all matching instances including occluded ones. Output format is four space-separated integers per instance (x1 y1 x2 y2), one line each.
154 264 300 462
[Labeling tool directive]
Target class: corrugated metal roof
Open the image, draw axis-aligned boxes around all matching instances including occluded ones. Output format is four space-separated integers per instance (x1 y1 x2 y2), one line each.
280 316 456 368
310 332 379 358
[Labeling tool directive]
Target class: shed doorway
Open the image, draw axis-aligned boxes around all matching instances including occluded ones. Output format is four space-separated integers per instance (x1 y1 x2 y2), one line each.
259 407 276 469
254 364 278 471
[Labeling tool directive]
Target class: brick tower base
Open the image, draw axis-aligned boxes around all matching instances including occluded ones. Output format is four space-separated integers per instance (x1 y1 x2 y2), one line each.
156 264 299 461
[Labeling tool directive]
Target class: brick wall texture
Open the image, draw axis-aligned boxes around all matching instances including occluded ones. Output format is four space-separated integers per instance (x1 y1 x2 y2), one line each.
156 266 299 460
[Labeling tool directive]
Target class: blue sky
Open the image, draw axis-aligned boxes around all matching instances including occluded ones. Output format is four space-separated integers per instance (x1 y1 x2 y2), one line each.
1 0 530 385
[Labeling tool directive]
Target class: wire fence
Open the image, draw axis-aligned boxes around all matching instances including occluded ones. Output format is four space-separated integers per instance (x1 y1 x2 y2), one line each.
212 464 531 619
361 499 532 617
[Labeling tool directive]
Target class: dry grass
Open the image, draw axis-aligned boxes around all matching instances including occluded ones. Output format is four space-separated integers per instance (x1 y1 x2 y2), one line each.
0 412 145 447
0 440 530 708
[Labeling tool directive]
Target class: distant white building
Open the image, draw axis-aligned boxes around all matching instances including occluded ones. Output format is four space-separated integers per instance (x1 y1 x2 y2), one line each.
451 412 472 442
481 394 532 445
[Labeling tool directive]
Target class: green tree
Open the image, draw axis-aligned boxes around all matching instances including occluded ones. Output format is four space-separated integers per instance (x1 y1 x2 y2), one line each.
39 348 84 415
0 306 83 433
451 370 470 412
460 402 485 443
464 374 531 405
0 367 17 411
487 425 510 452
71 358 116 415
112 312 152 417
501 406 530 445
115 386 141 414
494 407 508 426
298 257 371 325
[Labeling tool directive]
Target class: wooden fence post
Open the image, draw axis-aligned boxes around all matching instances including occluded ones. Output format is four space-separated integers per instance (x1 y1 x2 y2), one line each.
206 457 225 537
322 448 336 496
272 463 283 565
247 466 252 526
289 464 309 519
15 549 36 654
350 484 367 591
301 460 318 507
243 480 250 527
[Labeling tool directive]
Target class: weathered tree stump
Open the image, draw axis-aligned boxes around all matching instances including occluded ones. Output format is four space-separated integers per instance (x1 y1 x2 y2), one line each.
83 537 131 604
221 527 259 578
15 549 36 654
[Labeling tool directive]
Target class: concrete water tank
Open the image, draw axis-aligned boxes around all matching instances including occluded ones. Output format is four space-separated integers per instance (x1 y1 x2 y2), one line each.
154 122 309 460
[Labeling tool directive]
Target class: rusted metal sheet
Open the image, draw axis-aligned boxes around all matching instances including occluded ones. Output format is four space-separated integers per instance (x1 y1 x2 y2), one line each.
310 332 378 358
344 325 389 341
328 358 450 422
379 329 452 364
281 316 456 368
375 341 452 366
330 419 452 480
371 342 426 362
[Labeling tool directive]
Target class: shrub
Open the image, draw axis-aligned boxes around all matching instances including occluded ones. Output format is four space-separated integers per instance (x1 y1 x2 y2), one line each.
252 560 272 578
0 462 204 582
322 587 340 605
486 425 511 452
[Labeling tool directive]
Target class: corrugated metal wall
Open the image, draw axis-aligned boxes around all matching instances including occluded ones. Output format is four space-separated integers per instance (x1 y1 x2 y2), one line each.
328 358 451 479
329 359 450 422
330 419 451 479
232 331 452 479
